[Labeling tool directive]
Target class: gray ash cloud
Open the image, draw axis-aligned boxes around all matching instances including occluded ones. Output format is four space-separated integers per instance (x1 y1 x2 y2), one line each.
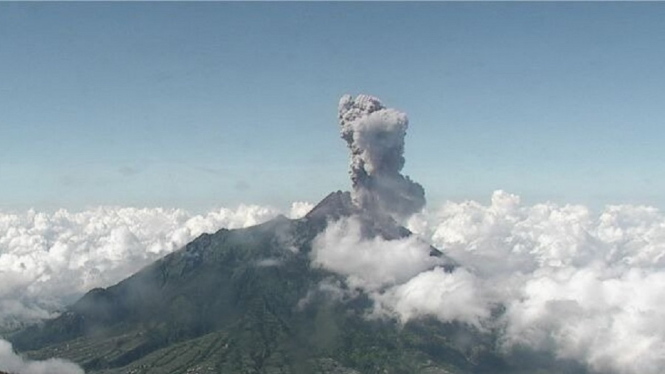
338 94 425 219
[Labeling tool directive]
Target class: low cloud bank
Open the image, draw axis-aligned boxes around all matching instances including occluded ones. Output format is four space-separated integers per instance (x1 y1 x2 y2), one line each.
3 188 664 373
0 339 84 374
313 190 665 374
0 202 311 329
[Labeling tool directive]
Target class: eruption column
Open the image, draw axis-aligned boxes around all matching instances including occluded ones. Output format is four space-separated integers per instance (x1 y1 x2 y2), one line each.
338 94 425 219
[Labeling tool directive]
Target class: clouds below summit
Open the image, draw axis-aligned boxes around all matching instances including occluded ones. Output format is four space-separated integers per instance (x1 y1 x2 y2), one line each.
0 202 310 329
0 339 84 374
415 191 665 374
312 216 442 292
313 190 665 374
3 188 665 373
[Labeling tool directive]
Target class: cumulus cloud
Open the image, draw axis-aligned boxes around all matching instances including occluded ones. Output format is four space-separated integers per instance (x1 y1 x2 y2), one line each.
0 339 84 374
312 216 442 291
376 267 490 329
411 191 665 374
0 203 300 329
311 216 489 328
338 94 425 219
313 190 665 374
288 201 315 219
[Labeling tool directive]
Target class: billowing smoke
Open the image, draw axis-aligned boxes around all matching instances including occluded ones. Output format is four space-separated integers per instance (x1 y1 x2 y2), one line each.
0 339 84 374
0 202 311 329
312 190 665 374
339 94 425 219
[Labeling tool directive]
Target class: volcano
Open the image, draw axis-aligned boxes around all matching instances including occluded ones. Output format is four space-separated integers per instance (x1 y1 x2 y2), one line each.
5 94 588 374
7 191 506 374
7 191 586 374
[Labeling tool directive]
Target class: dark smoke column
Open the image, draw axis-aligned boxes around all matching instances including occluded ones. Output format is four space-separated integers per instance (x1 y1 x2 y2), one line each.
338 94 426 219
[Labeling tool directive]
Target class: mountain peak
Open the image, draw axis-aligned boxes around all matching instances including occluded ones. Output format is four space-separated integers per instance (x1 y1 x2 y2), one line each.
305 190 357 221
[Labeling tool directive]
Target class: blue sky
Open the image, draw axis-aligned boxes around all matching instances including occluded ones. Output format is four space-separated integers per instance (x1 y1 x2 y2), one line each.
1 2 664 212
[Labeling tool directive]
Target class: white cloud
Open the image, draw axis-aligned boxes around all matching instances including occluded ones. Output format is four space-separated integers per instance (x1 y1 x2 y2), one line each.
312 190 665 373
4 190 665 374
310 216 486 328
375 267 490 329
311 216 442 291
0 204 290 328
0 338 84 374
288 201 314 219
403 190 665 374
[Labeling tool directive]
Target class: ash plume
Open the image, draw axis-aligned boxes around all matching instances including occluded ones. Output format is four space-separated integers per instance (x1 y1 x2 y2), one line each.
338 94 425 219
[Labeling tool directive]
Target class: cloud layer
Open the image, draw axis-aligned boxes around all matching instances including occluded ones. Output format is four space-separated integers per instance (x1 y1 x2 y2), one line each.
0 202 312 329
313 191 665 374
416 191 665 374
0 339 84 374
3 189 665 374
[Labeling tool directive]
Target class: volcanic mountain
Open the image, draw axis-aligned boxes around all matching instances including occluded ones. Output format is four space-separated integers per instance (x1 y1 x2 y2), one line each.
6 95 588 373
7 191 586 374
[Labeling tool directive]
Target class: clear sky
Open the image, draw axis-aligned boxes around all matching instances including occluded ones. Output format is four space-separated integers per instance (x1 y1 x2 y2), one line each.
1 2 664 212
